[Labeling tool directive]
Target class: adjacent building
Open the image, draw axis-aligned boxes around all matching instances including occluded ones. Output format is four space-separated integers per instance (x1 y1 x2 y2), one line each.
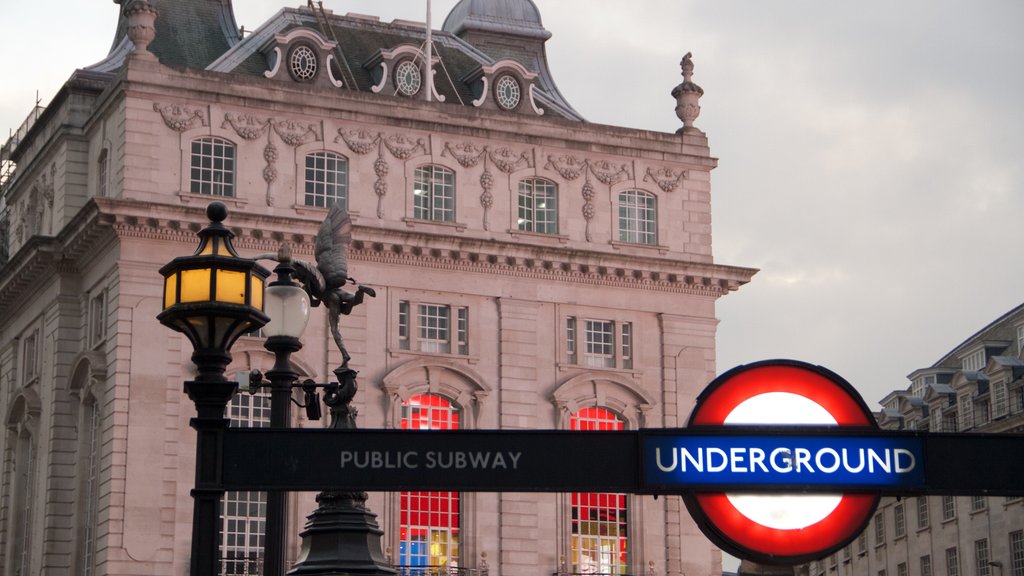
0 1 756 575
798 303 1024 576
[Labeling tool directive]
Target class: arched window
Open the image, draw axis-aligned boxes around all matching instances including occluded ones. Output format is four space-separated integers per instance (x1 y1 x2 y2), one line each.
221 391 271 575
190 137 236 197
77 395 102 576
6 391 40 576
517 178 558 234
571 407 628 575
413 165 455 222
304 151 348 209
400 394 461 569
617 190 656 245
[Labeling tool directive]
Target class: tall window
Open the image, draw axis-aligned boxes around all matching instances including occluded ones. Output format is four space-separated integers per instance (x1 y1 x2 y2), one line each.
1010 530 1024 576
946 547 960 576
963 349 985 372
398 301 469 355
78 398 102 576
976 539 991 576
413 165 455 222
13 432 37 576
972 495 987 512
942 496 957 521
920 554 932 576
874 511 885 544
571 407 628 575
304 151 348 209
221 392 271 575
617 190 656 245
517 178 558 233
896 562 907 576
893 503 905 538
566 317 633 369
916 496 929 529
190 137 235 197
22 329 39 383
90 291 107 349
400 394 460 568
994 380 1009 418
97 149 109 198
959 393 974 430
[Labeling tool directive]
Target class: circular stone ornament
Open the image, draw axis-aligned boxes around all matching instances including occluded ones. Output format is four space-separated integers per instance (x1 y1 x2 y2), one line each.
288 44 319 82
395 60 423 97
494 74 521 110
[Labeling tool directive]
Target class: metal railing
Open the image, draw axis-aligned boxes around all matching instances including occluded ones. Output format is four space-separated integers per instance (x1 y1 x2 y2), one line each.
1 105 45 194
219 553 263 576
394 565 489 576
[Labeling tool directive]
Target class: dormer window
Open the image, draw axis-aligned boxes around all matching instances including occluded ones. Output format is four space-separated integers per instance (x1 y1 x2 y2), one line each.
395 60 422 97
962 349 985 372
288 44 319 82
495 74 521 110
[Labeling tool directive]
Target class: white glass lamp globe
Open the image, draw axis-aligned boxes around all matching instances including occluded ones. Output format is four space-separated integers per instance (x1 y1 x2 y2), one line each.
263 283 310 338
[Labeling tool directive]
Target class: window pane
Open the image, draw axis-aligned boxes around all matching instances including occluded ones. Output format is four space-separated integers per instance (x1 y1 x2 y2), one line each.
190 137 236 197
571 408 628 575
517 178 558 234
618 190 656 244
304 152 349 209
413 165 455 222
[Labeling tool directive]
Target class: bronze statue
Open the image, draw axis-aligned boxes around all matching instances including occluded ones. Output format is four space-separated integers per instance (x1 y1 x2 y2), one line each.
257 203 375 367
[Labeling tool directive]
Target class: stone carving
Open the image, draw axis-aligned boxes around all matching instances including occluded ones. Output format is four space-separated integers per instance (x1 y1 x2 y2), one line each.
124 0 158 58
442 142 531 230
488 147 530 174
222 113 270 141
272 118 320 147
442 142 486 168
336 128 429 218
644 167 688 193
545 155 634 242
153 103 207 132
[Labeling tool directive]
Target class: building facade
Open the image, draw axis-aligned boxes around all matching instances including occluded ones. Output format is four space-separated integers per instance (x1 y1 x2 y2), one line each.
0 1 756 575
798 303 1024 576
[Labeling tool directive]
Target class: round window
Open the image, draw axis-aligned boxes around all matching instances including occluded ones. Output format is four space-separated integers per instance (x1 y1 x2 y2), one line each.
495 75 521 110
288 44 318 82
395 60 422 97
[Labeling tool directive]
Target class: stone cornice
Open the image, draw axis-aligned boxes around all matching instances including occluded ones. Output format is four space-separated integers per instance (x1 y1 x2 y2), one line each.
98 198 756 297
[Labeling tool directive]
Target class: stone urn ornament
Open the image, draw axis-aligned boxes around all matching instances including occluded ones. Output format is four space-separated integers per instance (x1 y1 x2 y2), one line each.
124 0 159 59
672 52 704 134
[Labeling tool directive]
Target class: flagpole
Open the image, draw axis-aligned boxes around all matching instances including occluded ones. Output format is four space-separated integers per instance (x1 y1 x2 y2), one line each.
425 0 433 102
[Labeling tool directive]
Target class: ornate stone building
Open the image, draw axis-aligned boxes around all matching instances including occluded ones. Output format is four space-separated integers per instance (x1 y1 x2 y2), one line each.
0 1 755 575
797 303 1024 576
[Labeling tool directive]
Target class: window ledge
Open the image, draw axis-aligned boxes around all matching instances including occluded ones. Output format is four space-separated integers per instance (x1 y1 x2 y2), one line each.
178 190 247 209
294 205 361 221
916 525 931 534
402 217 467 232
387 348 479 365
508 229 569 244
556 362 642 378
609 240 669 255
941 516 957 524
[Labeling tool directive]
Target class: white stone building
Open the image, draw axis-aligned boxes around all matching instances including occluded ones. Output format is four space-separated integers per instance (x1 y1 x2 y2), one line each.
798 303 1024 576
0 1 755 575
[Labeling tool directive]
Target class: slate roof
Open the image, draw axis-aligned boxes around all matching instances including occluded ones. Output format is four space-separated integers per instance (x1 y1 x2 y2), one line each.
89 0 241 72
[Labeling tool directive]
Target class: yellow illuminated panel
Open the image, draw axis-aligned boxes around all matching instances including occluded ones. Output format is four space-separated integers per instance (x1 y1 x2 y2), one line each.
180 269 212 302
215 269 247 304
164 274 177 309
199 240 214 256
251 276 264 309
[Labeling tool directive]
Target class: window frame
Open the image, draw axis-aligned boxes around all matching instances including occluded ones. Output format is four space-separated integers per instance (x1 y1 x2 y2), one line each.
564 315 635 371
221 390 272 575
617 189 657 245
395 298 472 358
303 150 349 209
517 177 559 234
190 136 236 197
412 165 456 223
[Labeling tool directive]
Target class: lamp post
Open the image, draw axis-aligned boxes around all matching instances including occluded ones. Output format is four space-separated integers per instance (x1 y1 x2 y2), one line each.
262 244 311 576
157 202 270 576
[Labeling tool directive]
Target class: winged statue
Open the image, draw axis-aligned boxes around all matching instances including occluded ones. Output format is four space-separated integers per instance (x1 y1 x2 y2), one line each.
257 203 375 367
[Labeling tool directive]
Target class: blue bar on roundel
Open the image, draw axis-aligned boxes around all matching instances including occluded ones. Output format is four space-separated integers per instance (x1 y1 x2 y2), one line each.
643 435 926 489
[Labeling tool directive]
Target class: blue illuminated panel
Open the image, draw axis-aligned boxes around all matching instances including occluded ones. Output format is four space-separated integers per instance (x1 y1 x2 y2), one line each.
643 435 926 489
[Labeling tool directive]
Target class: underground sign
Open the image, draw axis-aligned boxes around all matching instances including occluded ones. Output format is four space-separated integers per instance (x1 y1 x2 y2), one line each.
678 360 881 564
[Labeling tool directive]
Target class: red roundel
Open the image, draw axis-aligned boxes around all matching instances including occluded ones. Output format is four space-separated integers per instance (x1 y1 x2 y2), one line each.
683 360 879 565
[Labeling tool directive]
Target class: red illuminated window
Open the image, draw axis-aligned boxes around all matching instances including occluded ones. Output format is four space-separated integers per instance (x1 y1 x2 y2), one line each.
571 407 628 575
400 394 460 568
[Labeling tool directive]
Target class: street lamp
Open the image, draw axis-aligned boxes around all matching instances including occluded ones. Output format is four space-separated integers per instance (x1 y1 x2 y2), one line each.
262 244 311 576
158 201 270 576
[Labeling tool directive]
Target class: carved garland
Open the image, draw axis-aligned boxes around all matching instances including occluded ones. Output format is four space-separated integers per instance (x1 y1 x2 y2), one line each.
153 103 208 132
222 113 322 206
442 142 531 230
545 155 632 242
643 167 688 193
336 128 427 219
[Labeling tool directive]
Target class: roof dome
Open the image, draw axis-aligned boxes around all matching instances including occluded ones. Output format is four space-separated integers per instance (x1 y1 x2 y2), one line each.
442 0 551 40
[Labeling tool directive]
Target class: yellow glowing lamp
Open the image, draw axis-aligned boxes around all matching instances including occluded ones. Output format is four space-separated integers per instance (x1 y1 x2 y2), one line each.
158 202 270 380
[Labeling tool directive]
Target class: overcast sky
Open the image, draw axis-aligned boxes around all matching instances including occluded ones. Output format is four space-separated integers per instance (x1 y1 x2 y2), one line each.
3 0 1023 410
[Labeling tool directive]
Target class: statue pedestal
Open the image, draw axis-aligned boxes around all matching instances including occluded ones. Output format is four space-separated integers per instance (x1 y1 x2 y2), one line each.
288 492 396 576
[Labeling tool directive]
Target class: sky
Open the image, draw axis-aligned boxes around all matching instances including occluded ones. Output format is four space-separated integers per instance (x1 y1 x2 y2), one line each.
3 0 1024 410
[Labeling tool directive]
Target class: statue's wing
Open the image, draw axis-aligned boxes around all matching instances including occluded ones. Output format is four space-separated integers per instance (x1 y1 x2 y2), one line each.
314 202 352 290
292 258 325 300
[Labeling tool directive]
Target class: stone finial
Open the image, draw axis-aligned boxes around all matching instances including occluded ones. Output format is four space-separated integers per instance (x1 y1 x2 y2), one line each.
124 0 159 59
671 52 704 134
